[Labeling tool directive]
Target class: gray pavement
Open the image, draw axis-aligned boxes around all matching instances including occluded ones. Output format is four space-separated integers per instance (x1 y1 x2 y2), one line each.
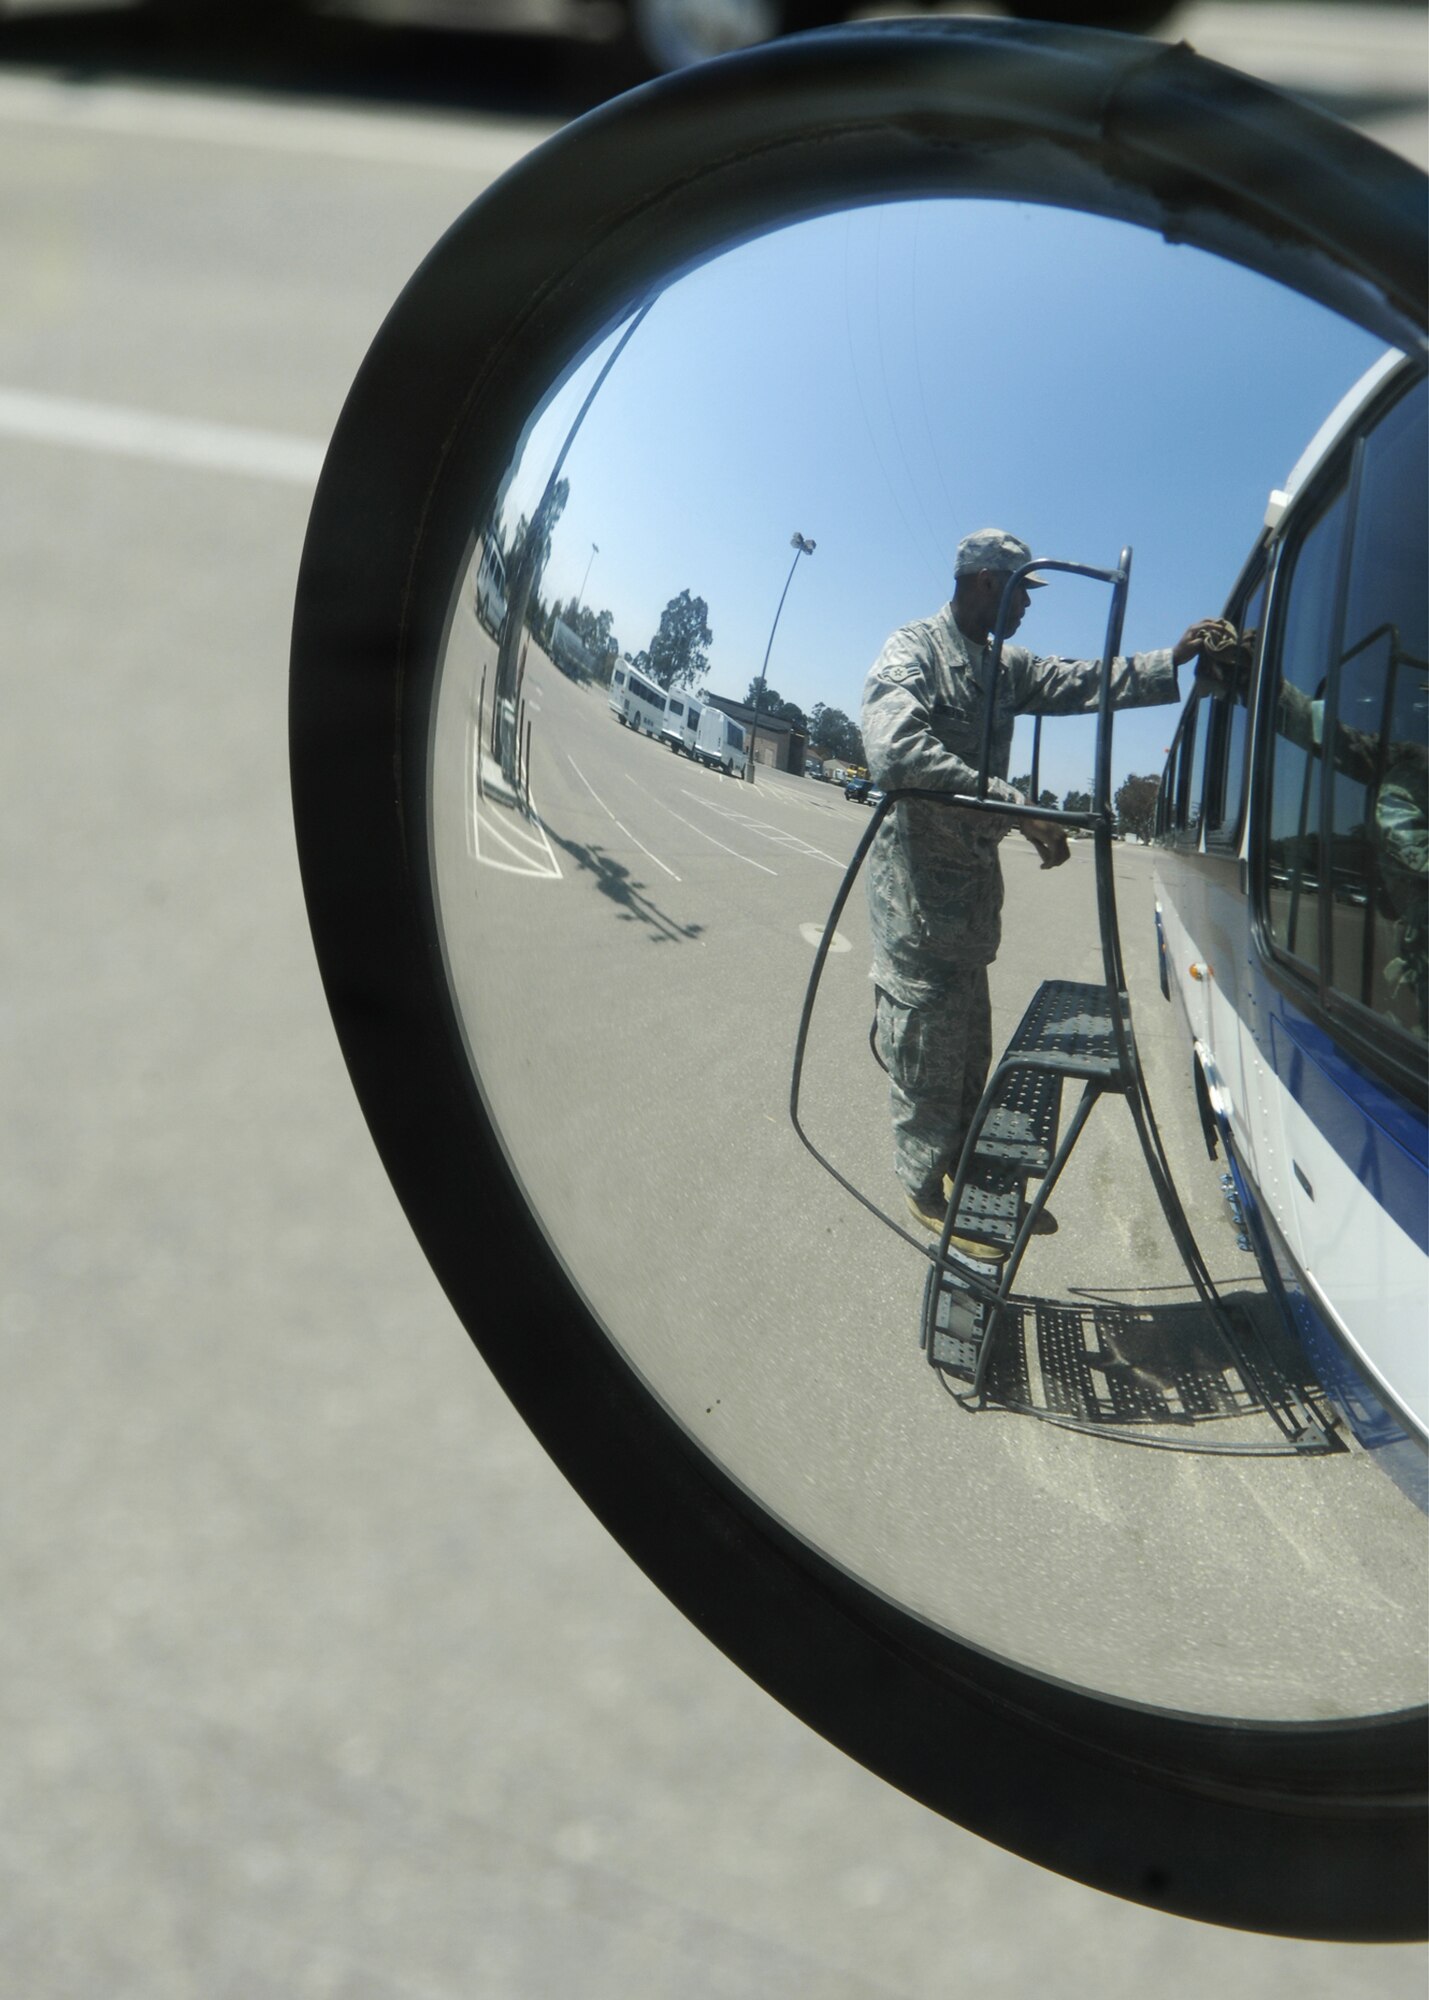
2 17 1425 1997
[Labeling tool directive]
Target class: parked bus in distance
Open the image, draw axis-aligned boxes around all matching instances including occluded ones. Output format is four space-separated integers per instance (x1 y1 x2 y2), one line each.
660 691 702 755
608 661 668 735
693 703 747 773
474 537 508 637
1154 348 1427 1504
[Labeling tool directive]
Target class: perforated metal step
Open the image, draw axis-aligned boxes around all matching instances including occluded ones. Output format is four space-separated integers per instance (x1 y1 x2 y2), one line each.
1004 978 1128 1081
973 1063 1061 1174
949 1158 1023 1249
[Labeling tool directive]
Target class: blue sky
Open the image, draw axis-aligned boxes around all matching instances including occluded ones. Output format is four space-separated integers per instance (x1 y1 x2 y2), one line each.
497 197 1388 797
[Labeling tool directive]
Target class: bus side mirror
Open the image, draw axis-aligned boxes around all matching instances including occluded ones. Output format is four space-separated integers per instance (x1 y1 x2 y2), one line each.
290 21 1427 1940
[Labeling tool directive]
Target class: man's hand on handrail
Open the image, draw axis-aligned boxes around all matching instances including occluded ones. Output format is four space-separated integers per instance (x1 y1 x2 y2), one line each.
1020 818 1071 869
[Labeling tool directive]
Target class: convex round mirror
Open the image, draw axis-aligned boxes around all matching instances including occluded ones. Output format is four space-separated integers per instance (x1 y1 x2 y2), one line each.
291 20 1427 1939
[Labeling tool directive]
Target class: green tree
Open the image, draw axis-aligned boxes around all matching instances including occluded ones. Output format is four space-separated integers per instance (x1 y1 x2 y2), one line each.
1062 789 1093 814
643 590 713 691
812 708 864 765
560 600 618 658
747 683 809 734
1115 773 1161 843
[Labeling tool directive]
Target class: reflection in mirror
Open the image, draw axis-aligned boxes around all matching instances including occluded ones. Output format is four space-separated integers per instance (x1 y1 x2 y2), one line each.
427 200 1427 1722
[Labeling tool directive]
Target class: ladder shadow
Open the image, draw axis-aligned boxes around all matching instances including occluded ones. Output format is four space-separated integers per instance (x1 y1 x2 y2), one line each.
925 1273 1338 1448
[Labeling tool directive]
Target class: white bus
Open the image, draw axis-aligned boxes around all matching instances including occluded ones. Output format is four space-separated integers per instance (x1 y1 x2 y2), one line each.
608 662 668 736
659 691 702 755
1154 349 1427 1499
693 703 747 774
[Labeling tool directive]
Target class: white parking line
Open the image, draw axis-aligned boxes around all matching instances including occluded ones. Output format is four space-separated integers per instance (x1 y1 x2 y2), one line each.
0 71 552 174
0 386 326 484
568 756 681 881
472 800 562 876
678 789 844 867
467 724 561 877
635 787 778 877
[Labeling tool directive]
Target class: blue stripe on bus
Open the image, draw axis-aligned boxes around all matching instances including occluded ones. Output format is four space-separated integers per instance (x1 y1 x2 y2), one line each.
1262 983 1428 1254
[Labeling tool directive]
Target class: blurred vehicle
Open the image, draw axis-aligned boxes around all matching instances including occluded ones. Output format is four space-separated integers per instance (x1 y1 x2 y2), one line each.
805 758 824 780
624 0 1179 73
844 774 871 801
474 537 508 636
147 0 1180 78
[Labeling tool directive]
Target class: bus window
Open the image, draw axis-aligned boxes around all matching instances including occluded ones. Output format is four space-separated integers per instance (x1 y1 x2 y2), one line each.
1328 377 1428 1038
1207 573 1264 844
1262 478 1350 974
1176 700 1200 832
1154 730 1177 837
1161 698 1208 836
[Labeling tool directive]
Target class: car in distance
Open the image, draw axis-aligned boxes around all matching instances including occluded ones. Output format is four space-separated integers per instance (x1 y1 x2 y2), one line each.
844 775 871 802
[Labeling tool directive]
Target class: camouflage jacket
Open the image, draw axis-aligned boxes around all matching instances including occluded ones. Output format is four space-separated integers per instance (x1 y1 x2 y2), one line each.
861 603 1179 1002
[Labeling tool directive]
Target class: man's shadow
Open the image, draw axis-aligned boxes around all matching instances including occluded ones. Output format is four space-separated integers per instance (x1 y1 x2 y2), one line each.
546 827 705 947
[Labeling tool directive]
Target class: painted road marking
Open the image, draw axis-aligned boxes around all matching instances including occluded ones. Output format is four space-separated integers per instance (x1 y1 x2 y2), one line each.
630 779 778 876
679 790 843 867
0 72 551 174
467 722 561 877
798 924 852 953
471 799 562 877
568 757 680 881
0 386 326 484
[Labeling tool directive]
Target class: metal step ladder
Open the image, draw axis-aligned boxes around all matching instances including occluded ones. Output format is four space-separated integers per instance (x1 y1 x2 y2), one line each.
936 979 1117 1257
921 982 1333 1450
791 546 1338 1456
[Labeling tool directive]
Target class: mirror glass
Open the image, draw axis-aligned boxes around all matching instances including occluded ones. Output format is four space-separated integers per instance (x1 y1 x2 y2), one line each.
425 199 1426 1721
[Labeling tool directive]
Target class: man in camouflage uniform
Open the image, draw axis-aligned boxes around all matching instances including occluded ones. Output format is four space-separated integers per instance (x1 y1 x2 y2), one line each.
862 529 1219 1250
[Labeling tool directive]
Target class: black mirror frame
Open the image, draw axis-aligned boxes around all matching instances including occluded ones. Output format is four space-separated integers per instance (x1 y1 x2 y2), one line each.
290 20 1427 1939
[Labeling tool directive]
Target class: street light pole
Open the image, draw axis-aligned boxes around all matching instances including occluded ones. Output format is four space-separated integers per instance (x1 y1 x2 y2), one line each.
574 541 598 618
747 531 815 782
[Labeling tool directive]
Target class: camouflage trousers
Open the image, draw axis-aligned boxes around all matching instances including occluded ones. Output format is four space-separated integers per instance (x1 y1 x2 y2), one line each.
874 972 992 1201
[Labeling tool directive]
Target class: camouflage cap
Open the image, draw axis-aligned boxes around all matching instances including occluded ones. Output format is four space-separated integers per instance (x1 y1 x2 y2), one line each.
954 529 1047 585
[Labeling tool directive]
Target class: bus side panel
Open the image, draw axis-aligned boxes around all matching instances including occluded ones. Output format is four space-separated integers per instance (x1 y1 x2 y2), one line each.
1257 976 1429 1441
1227 1111 1428 1505
1154 843 1428 1470
1154 846 1266 1190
